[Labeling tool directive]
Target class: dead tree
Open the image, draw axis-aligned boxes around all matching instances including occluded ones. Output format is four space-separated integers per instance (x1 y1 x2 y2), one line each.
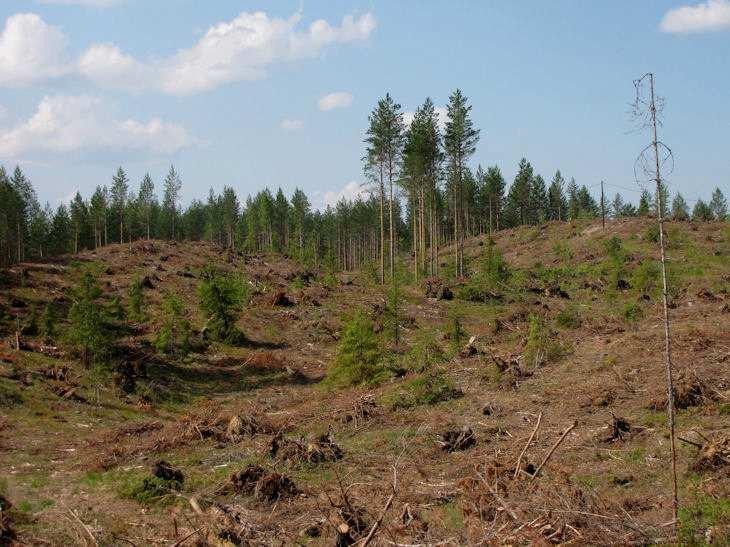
632 72 679 527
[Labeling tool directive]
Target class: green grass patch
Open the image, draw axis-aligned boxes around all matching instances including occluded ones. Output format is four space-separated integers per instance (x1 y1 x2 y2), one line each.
679 495 730 545
383 370 462 410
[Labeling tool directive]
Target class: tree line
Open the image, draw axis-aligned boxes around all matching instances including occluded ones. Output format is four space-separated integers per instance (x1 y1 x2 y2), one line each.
0 91 727 271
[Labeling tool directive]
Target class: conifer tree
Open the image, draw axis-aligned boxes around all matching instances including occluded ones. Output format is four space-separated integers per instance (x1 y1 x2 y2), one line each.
444 89 479 277
709 187 727 221
66 271 109 368
566 177 579 220
530 174 548 224
547 171 567 221
111 167 129 244
671 193 689 221
163 165 182 240
505 158 533 227
692 199 714 221
138 174 156 239
638 189 653 216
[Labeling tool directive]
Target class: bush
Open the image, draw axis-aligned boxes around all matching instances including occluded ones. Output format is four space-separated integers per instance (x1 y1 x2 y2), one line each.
524 314 563 368
21 306 39 336
155 295 191 356
385 369 462 409
66 272 110 368
556 304 582 329
325 310 383 387
198 267 249 343
445 314 467 356
631 260 660 299
477 241 510 286
405 330 445 372
120 475 181 506
603 236 623 261
108 295 125 321
623 302 644 323
127 277 145 321
40 303 56 342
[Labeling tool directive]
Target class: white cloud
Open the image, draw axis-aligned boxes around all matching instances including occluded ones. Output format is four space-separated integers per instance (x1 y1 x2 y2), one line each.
0 13 71 86
319 180 369 209
660 0 730 33
0 104 7 121
402 106 448 132
318 92 354 111
0 95 196 159
37 0 124 7
280 118 304 131
0 10 375 93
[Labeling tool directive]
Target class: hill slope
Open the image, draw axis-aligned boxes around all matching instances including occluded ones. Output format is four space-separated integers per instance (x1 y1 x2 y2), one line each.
0 218 728 545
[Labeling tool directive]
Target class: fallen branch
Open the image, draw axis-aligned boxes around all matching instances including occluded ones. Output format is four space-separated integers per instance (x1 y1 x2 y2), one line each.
68 509 98 547
514 412 542 479
530 421 577 480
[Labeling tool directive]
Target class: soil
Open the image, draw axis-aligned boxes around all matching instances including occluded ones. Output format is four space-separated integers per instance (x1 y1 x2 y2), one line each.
0 218 728 545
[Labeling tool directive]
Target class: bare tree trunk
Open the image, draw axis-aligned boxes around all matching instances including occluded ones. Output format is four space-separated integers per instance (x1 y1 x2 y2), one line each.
647 73 678 526
379 164 385 285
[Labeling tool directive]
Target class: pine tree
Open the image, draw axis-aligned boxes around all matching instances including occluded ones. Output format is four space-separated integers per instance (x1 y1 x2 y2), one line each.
505 158 533 227
692 199 714 221
709 187 727 221
611 193 625 219
110 167 129 244
444 89 479 277
66 271 109 368
69 192 90 253
198 267 248 342
49 204 71 256
638 189 653 216
365 93 405 283
547 171 567 221
671 193 689 221
220 186 240 249
163 165 182 240
529 174 548 224
566 177 579 220
138 174 156 239
291 188 310 261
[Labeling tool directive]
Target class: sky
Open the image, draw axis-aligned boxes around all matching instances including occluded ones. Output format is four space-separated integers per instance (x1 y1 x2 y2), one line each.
0 0 728 210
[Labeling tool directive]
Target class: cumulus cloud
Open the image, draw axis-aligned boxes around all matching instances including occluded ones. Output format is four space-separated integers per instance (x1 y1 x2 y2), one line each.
660 0 730 33
319 180 369 209
402 106 448 132
0 95 196 159
37 0 124 6
318 92 354 111
0 10 375 93
280 118 304 131
0 13 71 86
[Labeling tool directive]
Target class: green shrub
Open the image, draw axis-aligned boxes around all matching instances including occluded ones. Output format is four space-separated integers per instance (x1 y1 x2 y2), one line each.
198 267 249 343
678 495 730 545
405 330 445 372
524 314 563 368
325 310 384 387
120 475 181 506
385 369 462 409
445 314 467 356
603 236 623 261
127 277 145 321
155 295 191 356
556 304 581 329
477 241 510 286
40 303 56 342
631 260 660 299
22 306 39 336
108 295 126 321
645 224 660 243
623 302 644 323
66 271 110 368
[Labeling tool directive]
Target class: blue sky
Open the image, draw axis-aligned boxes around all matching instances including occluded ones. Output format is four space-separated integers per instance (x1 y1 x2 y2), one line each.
0 0 728 209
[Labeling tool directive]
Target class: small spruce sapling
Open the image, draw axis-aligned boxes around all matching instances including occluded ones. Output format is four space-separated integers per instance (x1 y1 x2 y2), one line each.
155 294 191 356
128 277 145 321
198 267 248 343
66 271 109 368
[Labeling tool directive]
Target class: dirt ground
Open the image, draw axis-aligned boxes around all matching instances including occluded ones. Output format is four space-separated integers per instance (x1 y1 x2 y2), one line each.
0 218 728 545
